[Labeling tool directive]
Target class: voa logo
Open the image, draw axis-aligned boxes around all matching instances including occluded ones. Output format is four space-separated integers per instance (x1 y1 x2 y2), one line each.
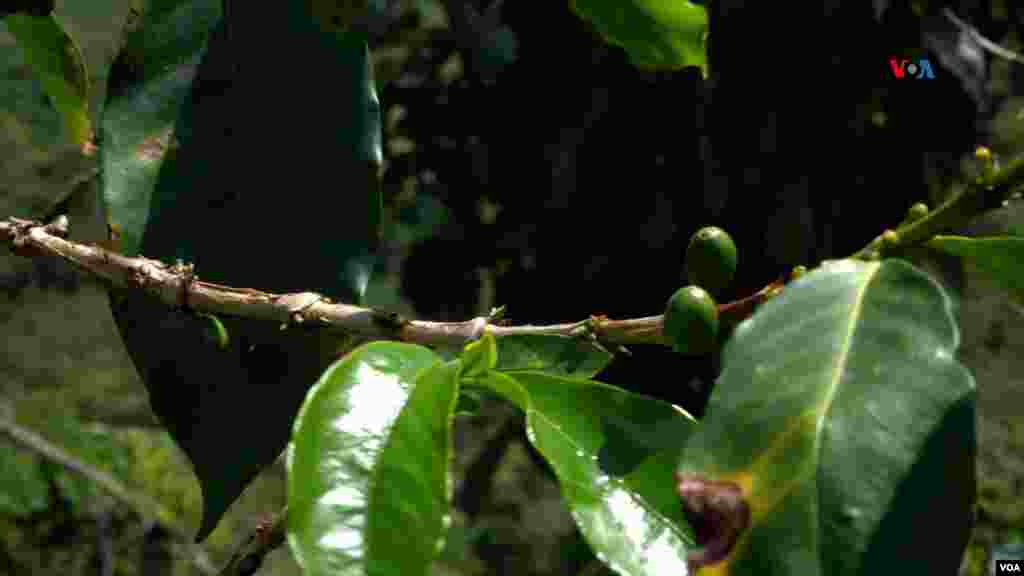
888 58 935 79
997 559 1023 574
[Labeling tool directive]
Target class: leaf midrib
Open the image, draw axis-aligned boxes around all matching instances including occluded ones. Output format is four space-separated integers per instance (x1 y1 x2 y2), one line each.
813 263 879 572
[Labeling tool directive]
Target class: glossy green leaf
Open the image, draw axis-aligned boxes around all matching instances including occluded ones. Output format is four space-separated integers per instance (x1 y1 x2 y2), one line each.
493 334 613 379
677 259 975 575
479 371 697 575
4 12 92 149
624 448 695 536
599 406 696 478
570 0 708 74
104 0 383 541
287 342 459 576
927 235 1024 303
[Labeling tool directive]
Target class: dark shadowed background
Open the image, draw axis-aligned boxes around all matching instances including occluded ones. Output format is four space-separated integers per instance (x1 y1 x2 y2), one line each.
1 1 1022 574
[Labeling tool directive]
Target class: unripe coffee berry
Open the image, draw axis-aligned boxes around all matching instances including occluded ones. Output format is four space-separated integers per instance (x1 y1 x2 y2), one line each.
664 285 719 355
686 226 737 298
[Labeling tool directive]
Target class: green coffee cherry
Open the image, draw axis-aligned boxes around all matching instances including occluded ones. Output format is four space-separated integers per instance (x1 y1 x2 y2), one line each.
686 226 738 297
664 285 719 355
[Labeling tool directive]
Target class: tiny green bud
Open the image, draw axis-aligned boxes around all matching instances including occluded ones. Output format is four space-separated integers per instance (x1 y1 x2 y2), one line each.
905 202 929 222
881 229 899 246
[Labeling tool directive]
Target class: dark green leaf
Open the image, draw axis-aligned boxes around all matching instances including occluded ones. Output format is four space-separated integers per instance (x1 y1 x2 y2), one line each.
570 0 708 74
0 442 49 516
102 1 382 293
678 258 975 574
493 334 613 379
101 0 221 258
4 12 92 149
287 342 458 576
480 371 696 575
453 389 483 418
104 0 383 541
927 235 1024 304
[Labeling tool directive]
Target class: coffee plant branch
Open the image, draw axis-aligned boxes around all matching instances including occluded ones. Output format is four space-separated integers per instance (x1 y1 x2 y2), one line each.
1 215 674 348
0 409 218 576
3 151 1021 350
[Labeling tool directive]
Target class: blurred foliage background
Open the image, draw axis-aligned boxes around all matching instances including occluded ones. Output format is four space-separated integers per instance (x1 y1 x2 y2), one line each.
1 0 1023 574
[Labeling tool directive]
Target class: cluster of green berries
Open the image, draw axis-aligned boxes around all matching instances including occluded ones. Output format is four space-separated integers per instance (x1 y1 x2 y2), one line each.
664 202 935 354
663 227 737 355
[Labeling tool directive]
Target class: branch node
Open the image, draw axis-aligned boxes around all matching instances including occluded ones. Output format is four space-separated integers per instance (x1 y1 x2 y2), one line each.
44 214 69 237
370 309 406 333
7 217 39 257
469 316 489 341
487 305 507 322
170 260 196 309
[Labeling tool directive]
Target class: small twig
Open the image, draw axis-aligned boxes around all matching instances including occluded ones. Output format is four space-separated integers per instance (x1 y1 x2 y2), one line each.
718 276 787 332
0 411 217 575
851 152 1024 261
217 507 287 576
943 8 1024 64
